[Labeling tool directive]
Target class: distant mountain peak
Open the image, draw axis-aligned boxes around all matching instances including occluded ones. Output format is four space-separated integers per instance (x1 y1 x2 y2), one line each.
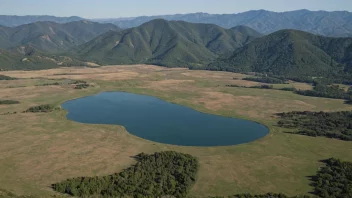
95 10 352 37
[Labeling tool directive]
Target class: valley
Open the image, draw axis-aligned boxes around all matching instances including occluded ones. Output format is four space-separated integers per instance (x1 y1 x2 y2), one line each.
0 65 352 197
1 4 352 197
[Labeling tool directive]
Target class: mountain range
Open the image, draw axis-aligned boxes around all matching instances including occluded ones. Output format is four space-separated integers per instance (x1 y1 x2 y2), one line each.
0 15 83 27
95 10 352 37
0 15 351 79
0 20 120 70
2 10 352 37
71 19 261 67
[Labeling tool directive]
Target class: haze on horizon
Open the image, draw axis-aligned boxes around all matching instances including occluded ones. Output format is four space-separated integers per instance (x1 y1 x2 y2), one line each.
0 0 352 18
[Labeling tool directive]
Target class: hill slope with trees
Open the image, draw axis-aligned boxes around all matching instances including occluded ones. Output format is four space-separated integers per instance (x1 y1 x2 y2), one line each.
72 19 261 67
208 29 352 77
0 21 121 53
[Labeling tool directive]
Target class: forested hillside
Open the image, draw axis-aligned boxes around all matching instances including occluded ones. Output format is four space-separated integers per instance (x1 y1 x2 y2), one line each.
0 21 121 53
72 19 260 67
208 29 352 77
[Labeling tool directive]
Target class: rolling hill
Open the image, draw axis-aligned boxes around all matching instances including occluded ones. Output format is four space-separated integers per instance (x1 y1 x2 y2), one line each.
208 29 352 76
72 19 261 67
0 48 86 70
96 10 352 37
0 20 121 53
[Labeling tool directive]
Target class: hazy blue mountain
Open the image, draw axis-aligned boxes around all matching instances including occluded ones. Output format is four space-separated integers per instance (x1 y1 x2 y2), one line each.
95 10 352 37
0 15 83 27
0 20 121 53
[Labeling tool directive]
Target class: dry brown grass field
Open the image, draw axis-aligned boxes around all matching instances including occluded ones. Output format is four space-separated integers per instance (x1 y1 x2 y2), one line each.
0 65 352 197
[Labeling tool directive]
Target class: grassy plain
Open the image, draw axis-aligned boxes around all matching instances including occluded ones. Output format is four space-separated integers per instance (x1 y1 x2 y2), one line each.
0 65 352 197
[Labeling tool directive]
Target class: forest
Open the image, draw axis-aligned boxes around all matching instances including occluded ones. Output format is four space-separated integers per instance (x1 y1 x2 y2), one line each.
0 100 19 104
277 111 352 141
312 158 352 198
25 104 55 113
53 151 199 198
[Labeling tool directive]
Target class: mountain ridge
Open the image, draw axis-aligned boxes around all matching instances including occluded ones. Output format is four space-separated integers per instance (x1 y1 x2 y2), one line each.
93 10 352 37
0 15 83 27
71 19 261 67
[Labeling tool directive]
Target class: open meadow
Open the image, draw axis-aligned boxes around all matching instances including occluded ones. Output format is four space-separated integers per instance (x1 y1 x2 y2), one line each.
1 65 352 197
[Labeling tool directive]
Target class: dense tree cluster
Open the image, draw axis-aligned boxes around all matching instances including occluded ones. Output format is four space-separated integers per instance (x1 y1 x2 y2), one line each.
74 83 89 89
226 84 274 89
277 111 352 141
0 74 16 80
226 84 297 91
53 151 199 198
242 77 287 84
0 100 19 105
295 83 352 100
70 80 90 89
25 104 54 113
312 158 352 198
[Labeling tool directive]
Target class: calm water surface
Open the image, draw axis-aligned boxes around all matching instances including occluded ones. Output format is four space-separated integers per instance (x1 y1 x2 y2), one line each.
62 92 269 146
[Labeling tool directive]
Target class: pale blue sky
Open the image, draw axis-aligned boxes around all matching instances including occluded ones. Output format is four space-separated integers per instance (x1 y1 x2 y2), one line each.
1 0 351 18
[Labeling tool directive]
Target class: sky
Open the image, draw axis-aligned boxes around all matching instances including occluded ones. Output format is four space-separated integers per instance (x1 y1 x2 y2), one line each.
1 0 351 18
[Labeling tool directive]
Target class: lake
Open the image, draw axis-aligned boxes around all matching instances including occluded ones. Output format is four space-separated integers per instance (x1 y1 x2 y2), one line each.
62 92 269 146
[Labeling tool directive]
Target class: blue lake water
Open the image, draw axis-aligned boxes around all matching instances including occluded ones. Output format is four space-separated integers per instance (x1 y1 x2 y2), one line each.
62 92 269 146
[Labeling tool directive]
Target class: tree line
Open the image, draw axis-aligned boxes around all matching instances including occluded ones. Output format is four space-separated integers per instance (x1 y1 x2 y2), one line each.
295 83 352 101
0 74 16 80
277 111 352 141
226 84 296 92
242 77 288 84
0 100 19 105
25 104 55 113
53 151 199 198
